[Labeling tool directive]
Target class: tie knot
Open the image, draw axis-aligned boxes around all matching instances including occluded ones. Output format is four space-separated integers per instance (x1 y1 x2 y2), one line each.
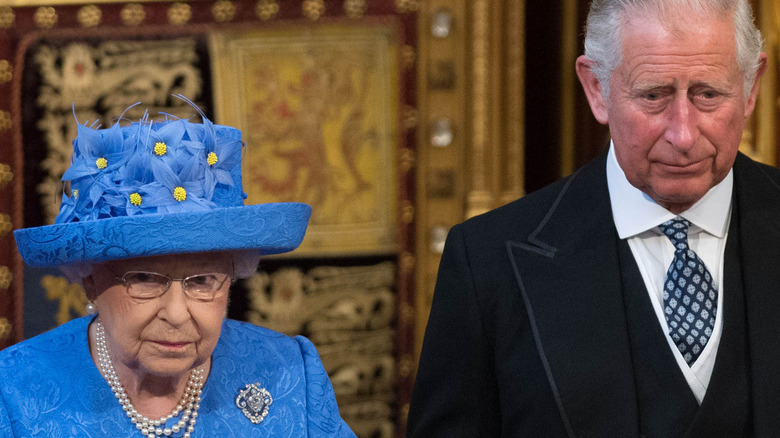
659 217 690 250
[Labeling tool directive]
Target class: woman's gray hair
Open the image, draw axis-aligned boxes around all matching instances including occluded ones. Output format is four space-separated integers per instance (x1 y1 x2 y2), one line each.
59 250 262 285
583 0 763 102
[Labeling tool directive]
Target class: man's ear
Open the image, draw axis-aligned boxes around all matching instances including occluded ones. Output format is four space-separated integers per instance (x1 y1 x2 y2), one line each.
744 51 768 118
576 55 609 124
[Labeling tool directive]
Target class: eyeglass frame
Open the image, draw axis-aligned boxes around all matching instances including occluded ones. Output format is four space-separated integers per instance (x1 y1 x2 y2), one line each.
104 263 234 302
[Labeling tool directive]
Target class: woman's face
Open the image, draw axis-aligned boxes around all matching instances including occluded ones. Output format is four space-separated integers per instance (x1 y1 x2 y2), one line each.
85 252 232 378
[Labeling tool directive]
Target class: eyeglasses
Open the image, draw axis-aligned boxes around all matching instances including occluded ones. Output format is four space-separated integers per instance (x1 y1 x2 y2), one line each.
107 267 232 302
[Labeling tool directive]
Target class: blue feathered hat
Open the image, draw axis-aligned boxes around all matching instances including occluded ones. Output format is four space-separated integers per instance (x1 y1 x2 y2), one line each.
14 98 311 268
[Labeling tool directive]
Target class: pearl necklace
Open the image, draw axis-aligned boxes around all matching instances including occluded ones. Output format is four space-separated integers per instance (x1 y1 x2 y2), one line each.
94 320 204 437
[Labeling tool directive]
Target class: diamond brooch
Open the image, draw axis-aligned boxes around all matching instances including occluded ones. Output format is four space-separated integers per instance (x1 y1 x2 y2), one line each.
235 383 273 424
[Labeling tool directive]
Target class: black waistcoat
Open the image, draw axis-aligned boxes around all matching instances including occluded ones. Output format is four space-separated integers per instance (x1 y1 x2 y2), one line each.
616 210 751 437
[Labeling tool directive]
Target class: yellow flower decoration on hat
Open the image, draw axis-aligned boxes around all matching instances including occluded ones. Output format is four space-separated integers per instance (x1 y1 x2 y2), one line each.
207 152 218 166
73 189 79 199
173 186 187 202
95 157 107 169
154 141 168 156
129 192 142 206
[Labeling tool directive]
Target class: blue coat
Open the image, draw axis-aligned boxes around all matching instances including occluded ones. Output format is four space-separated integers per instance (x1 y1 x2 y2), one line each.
0 316 356 437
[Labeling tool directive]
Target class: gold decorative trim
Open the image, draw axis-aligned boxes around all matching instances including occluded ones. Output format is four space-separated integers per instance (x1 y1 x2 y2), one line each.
0 6 14 29
344 0 366 19
0 60 11 84
397 354 415 378
466 0 490 219
560 0 577 176
255 0 278 21
399 252 415 275
120 3 145 26
396 0 419 14
0 164 13 189
398 302 415 326
77 4 101 27
502 0 525 203
401 200 414 224
34 6 57 29
398 147 416 174
0 318 10 341
0 214 12 236
167 2 191 25
402 105 418 131
212 0 236 23
0 111 11 133
0 0 168 5
401 44 416 71
302 0 325 21
0 266 12 290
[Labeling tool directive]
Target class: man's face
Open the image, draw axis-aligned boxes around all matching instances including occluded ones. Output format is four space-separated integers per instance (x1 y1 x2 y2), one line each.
602 13 763 212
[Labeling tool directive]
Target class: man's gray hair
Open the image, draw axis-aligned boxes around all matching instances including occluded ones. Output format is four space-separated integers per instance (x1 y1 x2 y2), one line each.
583 0 763 102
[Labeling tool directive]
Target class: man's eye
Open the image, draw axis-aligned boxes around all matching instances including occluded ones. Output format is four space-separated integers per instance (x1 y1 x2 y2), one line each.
644 92 659 101
701 90 717 99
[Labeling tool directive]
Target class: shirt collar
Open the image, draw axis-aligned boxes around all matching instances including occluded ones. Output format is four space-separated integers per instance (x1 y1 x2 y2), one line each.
606 141 732 239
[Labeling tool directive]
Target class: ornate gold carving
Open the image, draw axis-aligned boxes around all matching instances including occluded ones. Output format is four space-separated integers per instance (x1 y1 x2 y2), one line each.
399 252 416 275
344 0 366 19
121 3 145 26
401 200 414 224
0 164 14 189
0 7 14 29
212 0 236 23
77 5 101 28
467 0 490 219
397 354 415 378
402 105 418 131
0 318 10 341
255 0 279 21
34 6 58 29
302 0 325 21
396 0 419 14
0 60 12 84
503 0 525 202
0 266 12 290
42 275 87 325
399 147 416 174
168 2 191 25
0 111 11 133
401 44 416 71
398 302 415 326
0 214 12 236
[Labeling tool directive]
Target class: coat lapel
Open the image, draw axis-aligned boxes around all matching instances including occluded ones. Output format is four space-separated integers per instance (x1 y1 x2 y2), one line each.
733 154 780 434
506 155 638 437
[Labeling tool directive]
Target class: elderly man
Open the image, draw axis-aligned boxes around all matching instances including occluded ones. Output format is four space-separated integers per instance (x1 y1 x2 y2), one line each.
408 0 780 436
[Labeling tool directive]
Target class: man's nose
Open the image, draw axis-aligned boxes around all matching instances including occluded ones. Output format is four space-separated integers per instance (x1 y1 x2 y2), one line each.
664 97 698 151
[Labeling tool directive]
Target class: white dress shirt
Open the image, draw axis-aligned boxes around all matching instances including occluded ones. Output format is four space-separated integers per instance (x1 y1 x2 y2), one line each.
606 143 732 404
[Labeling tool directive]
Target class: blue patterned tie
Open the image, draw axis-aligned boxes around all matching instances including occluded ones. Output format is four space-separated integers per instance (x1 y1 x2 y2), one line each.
659 218 717 365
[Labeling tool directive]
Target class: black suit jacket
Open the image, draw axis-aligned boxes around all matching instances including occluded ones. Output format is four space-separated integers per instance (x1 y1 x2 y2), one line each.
408 153 780 437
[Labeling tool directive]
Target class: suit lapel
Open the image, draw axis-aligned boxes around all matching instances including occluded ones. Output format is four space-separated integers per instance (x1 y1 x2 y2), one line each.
733 154 780 434
507 155 638 437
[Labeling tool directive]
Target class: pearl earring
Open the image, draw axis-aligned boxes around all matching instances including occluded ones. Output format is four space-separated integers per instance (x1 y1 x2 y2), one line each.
86 302 97 315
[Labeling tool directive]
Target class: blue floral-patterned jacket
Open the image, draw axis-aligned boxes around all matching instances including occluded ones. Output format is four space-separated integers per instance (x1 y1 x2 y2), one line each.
0 316 356 437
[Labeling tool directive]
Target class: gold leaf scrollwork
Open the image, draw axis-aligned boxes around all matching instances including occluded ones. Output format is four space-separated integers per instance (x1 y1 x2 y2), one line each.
0 318 10 341
77 5 101 28
0 164 13 189
401 45 416 71
398 302 415 326
121 3 146 26
0 7 14 29
213 1 236 23
42 275 87 325
0 214 12 236
0 266 12 290
401 200 414 224
168 3 191 26
397 354 415 378
0 111 11 133
398 147 416 174
34 6 57 29
344 0 366 18
399 252 416 275
402 105 418 131
0 60 12 84
255 0 279 21
396 0 419 14
303 0 325 21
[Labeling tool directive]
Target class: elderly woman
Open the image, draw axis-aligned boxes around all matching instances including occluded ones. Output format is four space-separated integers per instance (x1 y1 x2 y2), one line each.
0 100 356 437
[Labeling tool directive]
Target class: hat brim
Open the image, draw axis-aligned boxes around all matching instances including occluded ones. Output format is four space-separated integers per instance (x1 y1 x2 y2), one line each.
14 202 311 268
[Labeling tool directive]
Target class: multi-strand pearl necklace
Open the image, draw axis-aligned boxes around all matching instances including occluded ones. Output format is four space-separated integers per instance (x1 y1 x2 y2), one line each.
94 320 204 437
